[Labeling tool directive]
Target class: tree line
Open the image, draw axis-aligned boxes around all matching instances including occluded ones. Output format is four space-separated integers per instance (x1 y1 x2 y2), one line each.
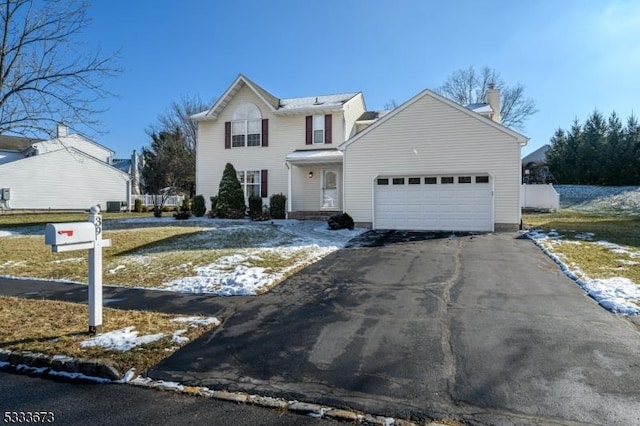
546 111 640 185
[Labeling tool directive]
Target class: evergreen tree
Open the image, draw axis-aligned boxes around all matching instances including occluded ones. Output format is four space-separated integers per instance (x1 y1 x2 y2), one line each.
624 114 640 184
579 111 607 184
546 128 569 182
216 163 246 218
604 112 624 185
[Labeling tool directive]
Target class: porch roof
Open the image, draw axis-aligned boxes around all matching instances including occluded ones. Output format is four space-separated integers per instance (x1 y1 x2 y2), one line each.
285 148 343 164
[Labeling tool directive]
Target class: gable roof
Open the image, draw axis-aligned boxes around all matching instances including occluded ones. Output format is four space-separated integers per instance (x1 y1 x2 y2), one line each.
0 134 42 152
522 144 550 165
341 88 528 150
192 74 360 120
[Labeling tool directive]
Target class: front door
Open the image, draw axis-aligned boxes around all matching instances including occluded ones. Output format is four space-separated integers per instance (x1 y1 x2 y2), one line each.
321 169 339 208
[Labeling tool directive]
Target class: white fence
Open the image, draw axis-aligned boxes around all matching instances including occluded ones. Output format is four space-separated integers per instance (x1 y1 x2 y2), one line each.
132 194 185 207
521 184 560 210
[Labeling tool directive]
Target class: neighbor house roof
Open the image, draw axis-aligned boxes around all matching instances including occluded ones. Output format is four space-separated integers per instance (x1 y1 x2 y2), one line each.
522 144 550 165
466 103 494 116
192 74 360 120
0 134 42 152
112 158 132 173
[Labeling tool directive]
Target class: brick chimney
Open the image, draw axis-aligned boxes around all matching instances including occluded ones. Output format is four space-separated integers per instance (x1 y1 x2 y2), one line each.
486 83 501 124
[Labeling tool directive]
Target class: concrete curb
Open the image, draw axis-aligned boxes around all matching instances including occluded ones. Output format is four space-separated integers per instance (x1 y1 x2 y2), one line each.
0 348 120 381
128 375 451 425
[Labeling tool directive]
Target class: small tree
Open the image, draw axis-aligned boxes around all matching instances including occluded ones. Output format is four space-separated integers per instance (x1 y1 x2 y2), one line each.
248 194 263 219
269 193 287 219
216 163 246 218
192 195 206 217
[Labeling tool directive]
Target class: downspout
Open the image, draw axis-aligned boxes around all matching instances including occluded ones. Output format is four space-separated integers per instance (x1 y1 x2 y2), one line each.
286 160 292 218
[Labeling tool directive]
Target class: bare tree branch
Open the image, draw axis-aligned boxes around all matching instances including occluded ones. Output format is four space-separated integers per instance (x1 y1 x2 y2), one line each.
0 0 121 138
435 65 537 130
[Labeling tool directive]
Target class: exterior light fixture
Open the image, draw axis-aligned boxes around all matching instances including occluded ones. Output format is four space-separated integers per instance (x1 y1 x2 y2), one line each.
308 171 314 178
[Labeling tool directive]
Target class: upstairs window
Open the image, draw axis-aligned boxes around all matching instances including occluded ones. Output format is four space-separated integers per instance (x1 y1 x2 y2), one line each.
313 115 324 144
225 103 268 148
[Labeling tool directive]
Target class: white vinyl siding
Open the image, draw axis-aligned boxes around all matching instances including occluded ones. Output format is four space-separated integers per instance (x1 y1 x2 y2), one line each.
342 92 523 229
0 150 129 210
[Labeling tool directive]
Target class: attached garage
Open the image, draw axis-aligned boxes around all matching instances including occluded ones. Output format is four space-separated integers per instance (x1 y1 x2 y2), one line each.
374 174 493 231
340 89 528 232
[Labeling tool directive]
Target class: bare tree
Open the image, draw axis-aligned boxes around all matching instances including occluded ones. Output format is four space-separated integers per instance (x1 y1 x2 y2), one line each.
436 66 537 130
0 0 120 137
147 94 210 155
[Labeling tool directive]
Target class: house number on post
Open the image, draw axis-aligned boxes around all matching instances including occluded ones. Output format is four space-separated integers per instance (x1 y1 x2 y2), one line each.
44 206 112 334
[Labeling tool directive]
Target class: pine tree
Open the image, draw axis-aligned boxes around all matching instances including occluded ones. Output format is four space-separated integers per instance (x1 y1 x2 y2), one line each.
216 163 246 218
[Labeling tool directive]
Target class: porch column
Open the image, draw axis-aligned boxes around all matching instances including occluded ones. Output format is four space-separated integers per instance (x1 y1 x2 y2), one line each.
286 161 292 216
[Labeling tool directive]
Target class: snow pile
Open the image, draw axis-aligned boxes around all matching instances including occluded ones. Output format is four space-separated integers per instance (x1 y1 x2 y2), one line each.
555 185 640 213
528 230 640 315
80 327 165 351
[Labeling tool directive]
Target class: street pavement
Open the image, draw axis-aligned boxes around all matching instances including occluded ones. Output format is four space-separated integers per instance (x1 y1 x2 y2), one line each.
3 233 640 424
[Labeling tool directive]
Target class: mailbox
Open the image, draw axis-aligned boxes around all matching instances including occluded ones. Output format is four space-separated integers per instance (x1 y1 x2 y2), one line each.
45 222 96 246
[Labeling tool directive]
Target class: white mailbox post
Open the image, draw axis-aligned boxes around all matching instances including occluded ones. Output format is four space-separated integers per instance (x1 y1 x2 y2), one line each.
44 206 112 334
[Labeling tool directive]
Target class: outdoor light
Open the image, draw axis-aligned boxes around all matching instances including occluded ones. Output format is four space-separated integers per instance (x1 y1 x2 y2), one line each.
308 171 314 178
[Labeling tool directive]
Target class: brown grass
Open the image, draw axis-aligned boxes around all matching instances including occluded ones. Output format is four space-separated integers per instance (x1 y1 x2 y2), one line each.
0 296 218 375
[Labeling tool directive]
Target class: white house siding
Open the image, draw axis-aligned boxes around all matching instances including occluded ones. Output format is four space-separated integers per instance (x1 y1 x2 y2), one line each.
32 135 113 163
196 84 362 211
0 149 129 210
343 93 366 138
343 93 523 230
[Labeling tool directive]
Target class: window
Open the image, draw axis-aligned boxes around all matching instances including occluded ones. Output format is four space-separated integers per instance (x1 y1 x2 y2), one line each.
458 176 472 183
237 170 261 198
232 120 261 147
313 115 324 144
392 178 405 185
229 103 263 148
408 177 421 185
441 177 454 184
476 176 490 183
377 178 389 185
424 177 437 184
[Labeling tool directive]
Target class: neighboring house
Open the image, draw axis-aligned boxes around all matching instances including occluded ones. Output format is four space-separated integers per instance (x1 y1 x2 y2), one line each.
194 75 528 231
0 124 135 211
522 144 554 183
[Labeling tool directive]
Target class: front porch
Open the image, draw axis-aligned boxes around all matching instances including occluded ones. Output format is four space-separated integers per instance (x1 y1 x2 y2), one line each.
285 148 343 218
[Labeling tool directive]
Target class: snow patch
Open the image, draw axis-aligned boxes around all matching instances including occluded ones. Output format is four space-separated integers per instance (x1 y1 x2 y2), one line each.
80 327 165 351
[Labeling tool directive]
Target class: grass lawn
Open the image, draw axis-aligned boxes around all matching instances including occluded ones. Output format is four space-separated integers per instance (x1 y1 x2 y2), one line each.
523 210 640 284
0 296 218 376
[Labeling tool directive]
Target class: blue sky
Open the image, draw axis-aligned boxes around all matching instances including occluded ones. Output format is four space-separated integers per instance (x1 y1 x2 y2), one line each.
82 0 640 158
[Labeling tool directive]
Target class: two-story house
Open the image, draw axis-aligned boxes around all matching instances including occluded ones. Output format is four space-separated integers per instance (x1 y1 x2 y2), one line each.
194 75 528 232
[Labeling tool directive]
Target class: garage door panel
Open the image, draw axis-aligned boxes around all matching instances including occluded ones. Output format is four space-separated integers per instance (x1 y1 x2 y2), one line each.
374 175 492 231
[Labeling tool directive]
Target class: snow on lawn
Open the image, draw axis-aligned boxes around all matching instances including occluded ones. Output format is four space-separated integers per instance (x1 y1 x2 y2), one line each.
159 220 364 295
528 230 640 315
80 316 220 351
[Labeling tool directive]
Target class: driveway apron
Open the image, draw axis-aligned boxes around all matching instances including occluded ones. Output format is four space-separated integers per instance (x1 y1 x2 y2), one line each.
148 234 640 424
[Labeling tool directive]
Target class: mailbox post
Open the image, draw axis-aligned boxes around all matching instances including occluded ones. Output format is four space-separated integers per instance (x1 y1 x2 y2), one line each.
44 206 112 334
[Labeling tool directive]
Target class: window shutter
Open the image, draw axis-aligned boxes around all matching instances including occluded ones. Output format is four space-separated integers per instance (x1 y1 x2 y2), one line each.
224 121 231 149
324 114 332 144
261 119 269 147
261 170 268 198
305 116 313 145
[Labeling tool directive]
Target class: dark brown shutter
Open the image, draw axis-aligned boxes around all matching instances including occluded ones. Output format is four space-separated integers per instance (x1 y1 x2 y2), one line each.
224 121 231 149
261 119 269 147
324 114 332 144
305 116 313 145
261 170 268 198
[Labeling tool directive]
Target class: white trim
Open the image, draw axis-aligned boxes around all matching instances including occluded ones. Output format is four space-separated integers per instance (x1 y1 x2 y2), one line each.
320 168 340 210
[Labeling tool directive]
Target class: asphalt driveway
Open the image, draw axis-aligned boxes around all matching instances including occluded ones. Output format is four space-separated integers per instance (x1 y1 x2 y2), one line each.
148 233 640 425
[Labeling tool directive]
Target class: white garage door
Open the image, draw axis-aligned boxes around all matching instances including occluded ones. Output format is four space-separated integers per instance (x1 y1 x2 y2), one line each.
374 175 493 231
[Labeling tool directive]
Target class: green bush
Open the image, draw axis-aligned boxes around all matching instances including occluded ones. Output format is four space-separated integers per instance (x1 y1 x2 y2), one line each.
209 196 218 217
327 212 354 230
174 198 191 220
269 193 287 219
134 198 143 213
248 194 263 219
216 163 246 218
192 195 206 217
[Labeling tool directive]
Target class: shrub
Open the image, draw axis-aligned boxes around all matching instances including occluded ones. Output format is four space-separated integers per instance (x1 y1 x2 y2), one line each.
269 193 287 219
192 195 206 217
216 163 246 218
248 194 263 219
209 196 218 217
174 198 191 220
327 212 354 230
134 198 143 213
